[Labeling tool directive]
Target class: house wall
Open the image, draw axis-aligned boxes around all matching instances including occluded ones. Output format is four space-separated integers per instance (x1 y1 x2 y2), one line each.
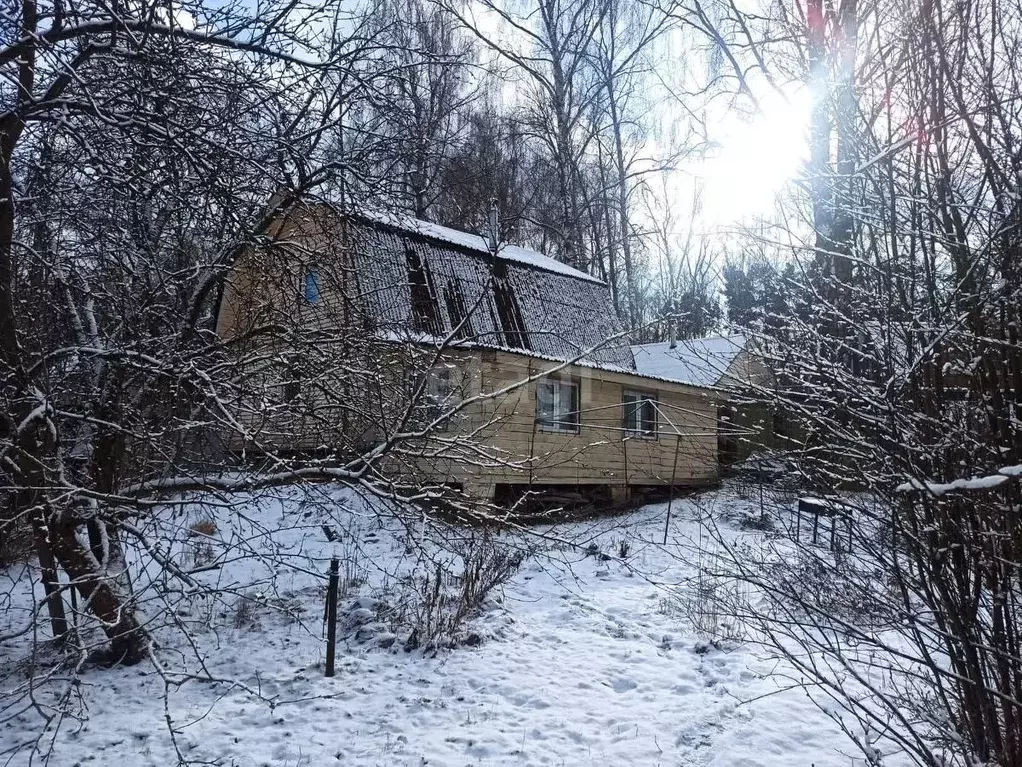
398 349 720 499
717 348 778 466
216 208 352 342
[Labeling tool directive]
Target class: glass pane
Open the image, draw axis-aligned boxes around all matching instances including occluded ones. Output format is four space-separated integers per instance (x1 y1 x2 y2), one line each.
537 382 555 423
304 270 321 303
563 381 579 425
622 392 638 431
641 400 656 433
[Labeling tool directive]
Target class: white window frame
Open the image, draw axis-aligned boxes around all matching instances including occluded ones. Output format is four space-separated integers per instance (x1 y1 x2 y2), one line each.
622 389 658 439
536 377 580 434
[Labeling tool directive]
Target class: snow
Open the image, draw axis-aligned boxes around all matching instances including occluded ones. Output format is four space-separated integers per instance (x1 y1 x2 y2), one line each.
363 210 604 285
895 473 1011 495
2 486 878 766
631 336 746 387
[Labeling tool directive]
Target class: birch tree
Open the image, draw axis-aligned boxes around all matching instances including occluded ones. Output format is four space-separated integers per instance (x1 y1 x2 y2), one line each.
0 0 386 665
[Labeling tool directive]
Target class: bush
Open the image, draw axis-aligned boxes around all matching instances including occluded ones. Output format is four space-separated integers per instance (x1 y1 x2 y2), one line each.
405 533 525 651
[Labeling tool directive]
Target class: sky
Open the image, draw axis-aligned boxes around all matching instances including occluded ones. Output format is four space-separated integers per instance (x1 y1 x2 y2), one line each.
697 88 811 227
463 0 811 239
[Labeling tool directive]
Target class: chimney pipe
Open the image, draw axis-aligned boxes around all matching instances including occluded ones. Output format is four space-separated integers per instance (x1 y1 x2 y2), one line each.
487 198 499 253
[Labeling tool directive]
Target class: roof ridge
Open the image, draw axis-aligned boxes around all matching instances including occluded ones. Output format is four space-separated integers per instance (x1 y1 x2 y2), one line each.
352 208 606 285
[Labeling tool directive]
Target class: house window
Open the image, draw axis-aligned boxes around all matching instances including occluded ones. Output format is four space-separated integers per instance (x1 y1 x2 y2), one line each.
443 278 474 340
622 389 657 438
405 246 441 334
537 377 580 433
303 268 321 304
492 273 530 350
410 366 456 428
426 367 454 405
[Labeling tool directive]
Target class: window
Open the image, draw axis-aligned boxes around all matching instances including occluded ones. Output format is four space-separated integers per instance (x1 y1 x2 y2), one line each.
405 246 441 334
493 277 530 350
410 366 456 429
537 377 580 433
443 278 474 340
622 390 657 438
426 366 454 404
303 268 321 304
283 378 301 402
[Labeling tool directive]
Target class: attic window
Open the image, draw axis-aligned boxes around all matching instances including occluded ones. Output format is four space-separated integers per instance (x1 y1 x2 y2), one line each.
303 268 321 304
493 277 529 350
405 246 441 334
443 278 474 340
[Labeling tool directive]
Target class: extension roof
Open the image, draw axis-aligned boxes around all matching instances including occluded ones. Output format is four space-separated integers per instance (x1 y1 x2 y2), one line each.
630 335 747 387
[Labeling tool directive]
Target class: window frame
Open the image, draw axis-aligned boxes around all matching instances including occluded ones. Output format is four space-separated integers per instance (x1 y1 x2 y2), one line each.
536 376 581 434
622 388 658 439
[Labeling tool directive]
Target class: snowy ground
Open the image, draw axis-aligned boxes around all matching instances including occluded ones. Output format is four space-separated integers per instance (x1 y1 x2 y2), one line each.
1 485 878 766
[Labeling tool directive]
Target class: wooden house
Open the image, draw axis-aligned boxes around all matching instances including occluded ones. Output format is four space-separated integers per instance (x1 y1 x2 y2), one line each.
215 205 721 503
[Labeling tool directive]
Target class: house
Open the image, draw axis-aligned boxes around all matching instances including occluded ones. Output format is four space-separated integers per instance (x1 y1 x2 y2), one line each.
215 205 721 503
631 335 775 466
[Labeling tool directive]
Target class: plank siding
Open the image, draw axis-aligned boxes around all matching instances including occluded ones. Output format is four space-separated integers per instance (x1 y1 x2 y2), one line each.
397 349 720 497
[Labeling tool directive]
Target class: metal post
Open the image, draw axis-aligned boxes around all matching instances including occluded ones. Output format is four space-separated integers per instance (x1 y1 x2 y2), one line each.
325 558 339 678
662 434 682 545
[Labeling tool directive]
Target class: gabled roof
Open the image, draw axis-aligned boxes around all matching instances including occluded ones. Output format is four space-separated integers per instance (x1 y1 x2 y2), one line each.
631 335 747 387
341 212 633 369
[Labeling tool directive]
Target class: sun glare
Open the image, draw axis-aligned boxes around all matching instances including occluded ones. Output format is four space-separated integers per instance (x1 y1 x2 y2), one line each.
700 90 810 226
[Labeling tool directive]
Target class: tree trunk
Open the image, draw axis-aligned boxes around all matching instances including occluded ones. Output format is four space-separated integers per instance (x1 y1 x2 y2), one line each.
49 514 148 665
30 499 68 641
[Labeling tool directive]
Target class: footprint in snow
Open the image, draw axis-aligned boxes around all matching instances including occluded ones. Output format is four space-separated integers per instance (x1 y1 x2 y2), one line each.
607 677 639 693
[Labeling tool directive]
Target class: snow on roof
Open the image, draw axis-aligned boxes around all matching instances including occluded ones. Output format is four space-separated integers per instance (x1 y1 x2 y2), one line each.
374 330 719 393
630 335 746 387
362 210 604 285
343 217 634 369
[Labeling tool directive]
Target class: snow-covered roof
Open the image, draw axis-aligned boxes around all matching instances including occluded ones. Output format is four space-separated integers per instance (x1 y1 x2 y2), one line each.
340 215 633 369
630 335 747 387
375 330 718 393
361 210 603 285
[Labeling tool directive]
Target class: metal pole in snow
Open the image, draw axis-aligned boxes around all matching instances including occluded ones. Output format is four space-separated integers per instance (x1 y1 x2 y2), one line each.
325 558 339 678
662 433 682 545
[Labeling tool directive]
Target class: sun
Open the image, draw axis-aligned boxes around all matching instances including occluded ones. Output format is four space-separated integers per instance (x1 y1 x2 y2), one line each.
699 89 810 226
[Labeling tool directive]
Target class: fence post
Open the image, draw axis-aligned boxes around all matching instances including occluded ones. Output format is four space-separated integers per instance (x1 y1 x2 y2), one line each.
325 557 339 678
662 433 682 545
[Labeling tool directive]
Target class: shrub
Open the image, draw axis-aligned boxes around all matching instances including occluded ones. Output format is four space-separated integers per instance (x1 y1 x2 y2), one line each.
405 533 525 651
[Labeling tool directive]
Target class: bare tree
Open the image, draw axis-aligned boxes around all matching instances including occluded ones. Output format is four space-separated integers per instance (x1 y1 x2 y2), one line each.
369 0 478 219
690 0 1022 764
438 0 609 269
0 0 387 665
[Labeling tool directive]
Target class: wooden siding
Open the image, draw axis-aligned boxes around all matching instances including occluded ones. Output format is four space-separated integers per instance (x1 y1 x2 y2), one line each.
401 349 720 496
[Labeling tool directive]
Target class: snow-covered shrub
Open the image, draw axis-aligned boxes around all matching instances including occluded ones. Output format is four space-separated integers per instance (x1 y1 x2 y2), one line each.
404 532 525 651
